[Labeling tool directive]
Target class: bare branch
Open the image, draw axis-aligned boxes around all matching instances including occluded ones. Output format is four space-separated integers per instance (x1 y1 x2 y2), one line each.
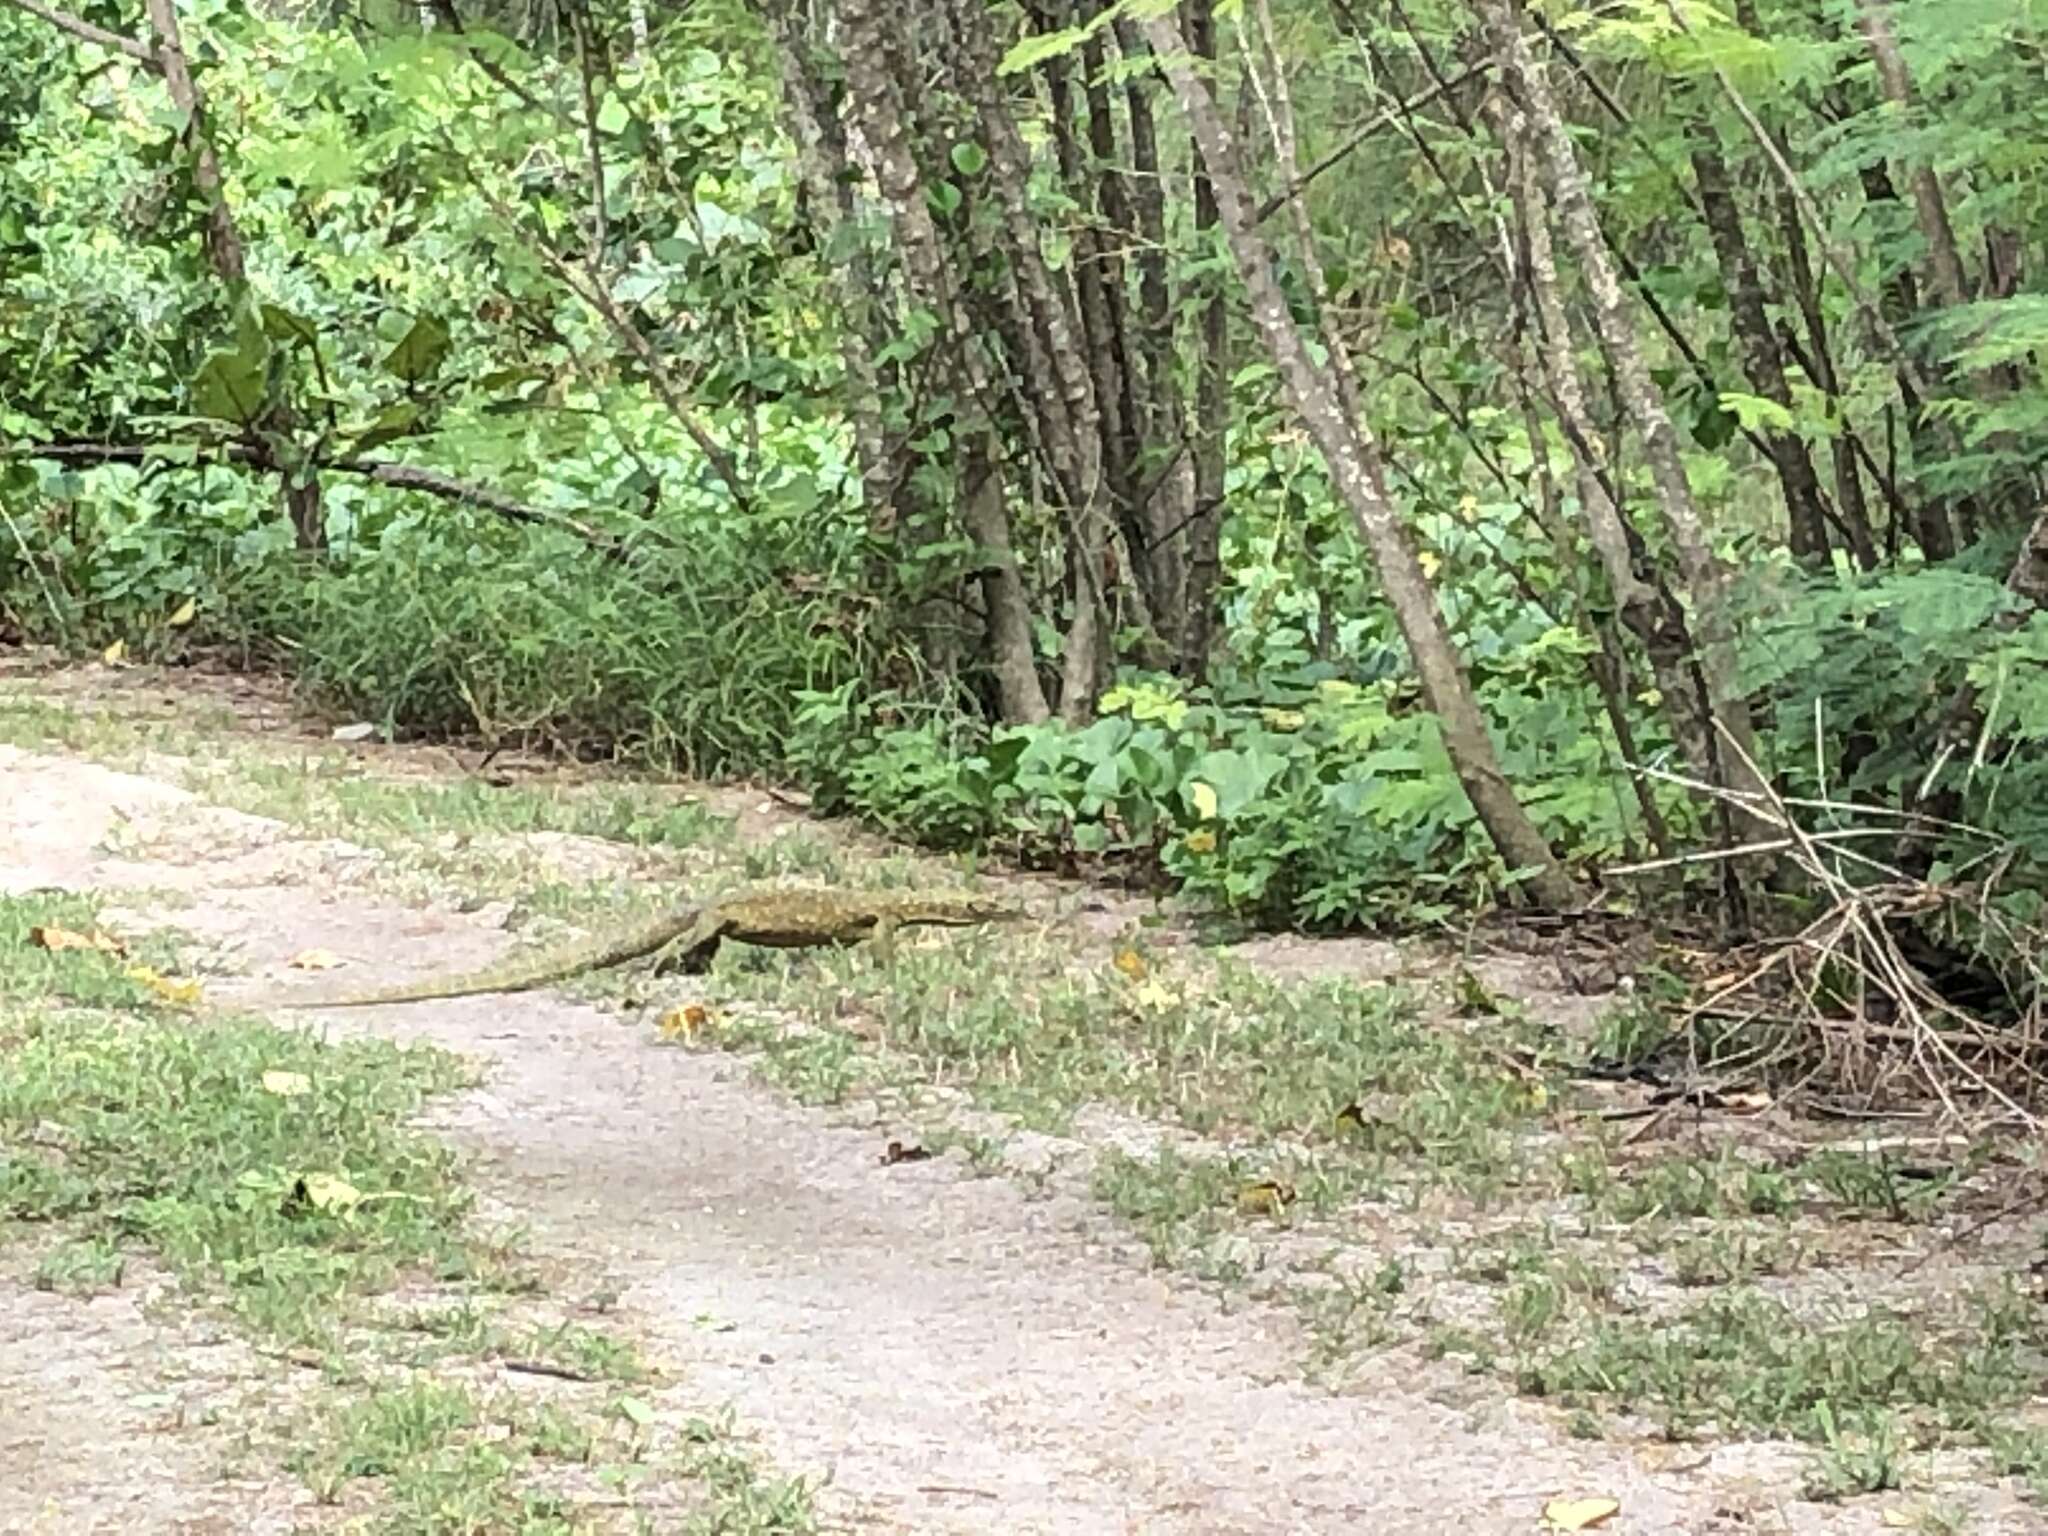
344 459 619 548
5 441 622 551
1252 66 1482 226
573 9 610 268
426 0 545 112
1 0 158 69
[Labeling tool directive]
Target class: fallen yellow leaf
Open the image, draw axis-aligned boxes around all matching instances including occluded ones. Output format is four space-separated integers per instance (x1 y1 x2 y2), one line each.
125 965 203 1006
1129 976 1177 1012
102 638 127 665
657 1002 713 1042
1112 947 1149 981
29 924 123 954
1235 1180 1295 1217
261 1070 312 1097
300 1173 362 1212
167 597 198 627
1543 1496 1620 1531
286 948 346 971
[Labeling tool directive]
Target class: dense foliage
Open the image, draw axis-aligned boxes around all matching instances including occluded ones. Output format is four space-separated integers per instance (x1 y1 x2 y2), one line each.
2 0 2045 951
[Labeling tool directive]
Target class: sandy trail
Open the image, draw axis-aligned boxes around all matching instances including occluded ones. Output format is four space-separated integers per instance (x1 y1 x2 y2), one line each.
0 742 1957 1533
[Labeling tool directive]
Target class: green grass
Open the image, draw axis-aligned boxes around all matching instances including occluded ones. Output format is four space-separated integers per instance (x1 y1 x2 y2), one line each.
1504 1282 2036 1445
0 894 478 1342
0 887 812 1530
718 936 1545 1159
293 1383 817 1534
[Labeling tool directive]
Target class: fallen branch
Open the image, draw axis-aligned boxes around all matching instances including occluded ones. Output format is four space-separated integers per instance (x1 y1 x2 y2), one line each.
1616 724 2047 1126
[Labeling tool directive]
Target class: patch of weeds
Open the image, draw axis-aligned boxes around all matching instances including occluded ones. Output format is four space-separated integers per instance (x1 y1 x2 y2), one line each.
323 1379 479 1479
0 692 236 762
736 834 848 882
1904 1502 1975 1535
1093 1147 1245 1271
1 891 474 1342
1806 1402 1905 1499
1512 1286 2032 1446
1565 1407 1605 1440
1799 1147 1963 1221
737 1019 877 1107
1603 1151 1795 1223
299 1380 602 1530
725 938 1544 1193
1582 988 1679 1071
1295 1258 1407 1368
674 1412 820 1533
1985 1423 2048 1501
911 1123 1010 1177
32 1231 127 1292
510 1319 648 1383
1661 1225 1803 1287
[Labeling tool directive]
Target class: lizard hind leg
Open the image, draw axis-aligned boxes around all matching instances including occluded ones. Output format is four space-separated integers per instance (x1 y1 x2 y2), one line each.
650 914 729 977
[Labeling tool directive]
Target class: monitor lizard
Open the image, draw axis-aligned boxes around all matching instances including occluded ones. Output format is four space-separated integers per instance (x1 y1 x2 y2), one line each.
273 885 1019 1009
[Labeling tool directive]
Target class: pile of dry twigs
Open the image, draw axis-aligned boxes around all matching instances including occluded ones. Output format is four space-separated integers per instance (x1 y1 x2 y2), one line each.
1615 735 2047 1129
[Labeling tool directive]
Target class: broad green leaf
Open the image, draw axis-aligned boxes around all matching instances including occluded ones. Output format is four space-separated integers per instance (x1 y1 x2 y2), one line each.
381 316 451 384
1188 746 1288 818
190 349 269 425
260 305 319 347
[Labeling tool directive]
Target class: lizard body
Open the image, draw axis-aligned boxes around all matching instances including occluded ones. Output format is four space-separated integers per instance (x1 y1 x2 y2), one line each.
275 885 1017 1009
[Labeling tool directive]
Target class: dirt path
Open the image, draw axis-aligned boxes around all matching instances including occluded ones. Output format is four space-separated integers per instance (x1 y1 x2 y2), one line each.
0 742 1960 1534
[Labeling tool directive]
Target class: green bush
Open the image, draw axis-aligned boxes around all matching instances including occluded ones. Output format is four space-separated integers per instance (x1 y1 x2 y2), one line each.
791 670 1665 928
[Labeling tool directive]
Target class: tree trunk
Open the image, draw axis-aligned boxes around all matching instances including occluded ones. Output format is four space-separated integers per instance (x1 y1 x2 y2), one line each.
1855 0 1969 309
1178 0 1228 680
1494 92 1715 794
1488 0 1766 831
1142 9 1582 911
1115 18 1192 657
961 434 1052 724
765 0 898 535
144 0 327 550
1689 131 1830 563
943 0 1108 720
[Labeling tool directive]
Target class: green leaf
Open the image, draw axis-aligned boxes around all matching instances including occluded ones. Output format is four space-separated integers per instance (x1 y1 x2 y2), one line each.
260 305 319 347
999 26 1089 74
1719 391 1796 434
615 1395 654 1427
381 316 451 384
950 141 987 177
596 93 631 136
1187 746 1288 818
189 349 269 425
346 403 423 456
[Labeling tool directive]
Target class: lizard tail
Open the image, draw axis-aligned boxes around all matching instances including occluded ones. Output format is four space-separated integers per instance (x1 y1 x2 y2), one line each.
277 908 701 1009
